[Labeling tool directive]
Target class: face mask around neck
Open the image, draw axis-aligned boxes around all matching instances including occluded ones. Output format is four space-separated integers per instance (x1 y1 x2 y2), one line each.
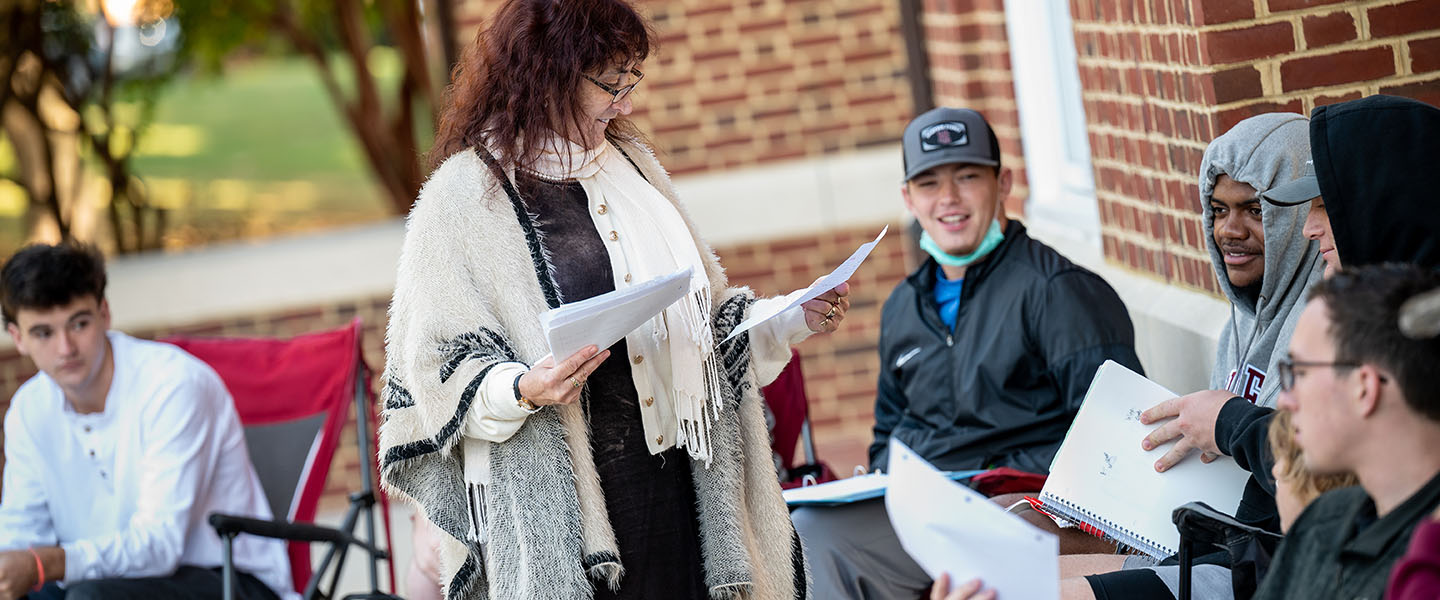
919 219 1005 268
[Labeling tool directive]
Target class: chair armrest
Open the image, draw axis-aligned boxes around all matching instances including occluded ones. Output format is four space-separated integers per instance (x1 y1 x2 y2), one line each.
208 513 389 559
1172 501 1282 548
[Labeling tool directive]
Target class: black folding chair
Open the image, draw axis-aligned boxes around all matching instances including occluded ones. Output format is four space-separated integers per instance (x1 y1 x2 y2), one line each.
1172 501 1284 600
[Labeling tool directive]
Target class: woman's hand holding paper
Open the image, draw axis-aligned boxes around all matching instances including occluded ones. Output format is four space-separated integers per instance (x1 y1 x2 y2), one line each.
517 345 611 407
804 281 852 333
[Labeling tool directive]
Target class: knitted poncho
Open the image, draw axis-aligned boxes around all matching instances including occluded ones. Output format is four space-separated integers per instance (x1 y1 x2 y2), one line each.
377 137 811 600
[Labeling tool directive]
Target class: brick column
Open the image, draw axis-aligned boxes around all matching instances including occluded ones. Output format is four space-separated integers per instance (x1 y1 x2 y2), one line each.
1072 0 1440 293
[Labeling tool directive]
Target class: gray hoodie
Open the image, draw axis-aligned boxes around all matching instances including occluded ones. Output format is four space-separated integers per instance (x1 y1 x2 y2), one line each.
1199 113 1324 409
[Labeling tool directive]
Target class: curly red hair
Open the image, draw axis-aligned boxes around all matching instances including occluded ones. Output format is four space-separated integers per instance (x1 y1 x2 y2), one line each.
430 0 652 171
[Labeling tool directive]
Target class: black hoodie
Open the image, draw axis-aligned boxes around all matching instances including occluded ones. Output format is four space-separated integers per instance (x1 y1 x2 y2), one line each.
1215 95 1440 526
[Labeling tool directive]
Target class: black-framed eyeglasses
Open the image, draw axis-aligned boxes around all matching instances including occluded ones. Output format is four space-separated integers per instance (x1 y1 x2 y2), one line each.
1276 357 1383 391
583 68 644 104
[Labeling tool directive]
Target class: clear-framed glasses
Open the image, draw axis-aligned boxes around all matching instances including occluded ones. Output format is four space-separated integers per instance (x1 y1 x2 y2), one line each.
583 68 644 104
1275 357 1371 391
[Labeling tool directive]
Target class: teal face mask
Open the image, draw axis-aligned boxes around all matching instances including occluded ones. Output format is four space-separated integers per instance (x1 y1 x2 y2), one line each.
920 219 1004 267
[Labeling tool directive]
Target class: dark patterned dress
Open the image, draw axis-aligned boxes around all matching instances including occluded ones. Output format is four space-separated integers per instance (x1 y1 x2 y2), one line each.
515 172 710 600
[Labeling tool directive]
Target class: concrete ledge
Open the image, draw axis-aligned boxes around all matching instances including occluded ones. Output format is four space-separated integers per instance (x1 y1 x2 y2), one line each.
674 145 907 247
106 220 407 334
45 148 909 347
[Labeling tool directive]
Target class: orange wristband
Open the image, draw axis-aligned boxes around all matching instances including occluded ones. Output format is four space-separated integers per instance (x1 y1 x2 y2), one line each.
27 547 44 592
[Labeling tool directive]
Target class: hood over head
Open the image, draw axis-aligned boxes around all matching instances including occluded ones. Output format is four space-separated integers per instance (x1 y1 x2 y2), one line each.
1200 112 1319 316
1312 95 1440 269
1200 113 1325 406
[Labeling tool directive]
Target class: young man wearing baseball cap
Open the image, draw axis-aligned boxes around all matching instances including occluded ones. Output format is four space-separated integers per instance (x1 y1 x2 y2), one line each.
793 107 1143 599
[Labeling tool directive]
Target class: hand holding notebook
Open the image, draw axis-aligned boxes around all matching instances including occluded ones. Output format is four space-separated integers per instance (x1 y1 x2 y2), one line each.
1036 361 1251 559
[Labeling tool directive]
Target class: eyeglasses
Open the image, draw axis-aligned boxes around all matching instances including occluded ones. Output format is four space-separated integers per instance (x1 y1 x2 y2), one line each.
1275 357 1372 391
583 68 644 104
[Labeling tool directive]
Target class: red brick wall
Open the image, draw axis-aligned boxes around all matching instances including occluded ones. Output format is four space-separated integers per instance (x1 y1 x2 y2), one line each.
0 222 908 506
1071 0 1440 293
452 0 914 176
921 0 1029 216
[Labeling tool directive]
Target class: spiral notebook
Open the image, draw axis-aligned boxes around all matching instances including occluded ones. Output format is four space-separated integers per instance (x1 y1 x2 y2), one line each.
1036 361 1251 559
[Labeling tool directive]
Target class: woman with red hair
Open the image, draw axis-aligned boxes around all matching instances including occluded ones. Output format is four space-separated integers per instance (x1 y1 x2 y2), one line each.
378 1 841 598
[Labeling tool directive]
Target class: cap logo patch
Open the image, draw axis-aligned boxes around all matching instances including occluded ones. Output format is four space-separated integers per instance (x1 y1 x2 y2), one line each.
920 121 968 152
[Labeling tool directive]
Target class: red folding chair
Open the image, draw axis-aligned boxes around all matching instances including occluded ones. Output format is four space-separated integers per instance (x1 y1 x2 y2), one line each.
763 350 836 489
163 319 397 600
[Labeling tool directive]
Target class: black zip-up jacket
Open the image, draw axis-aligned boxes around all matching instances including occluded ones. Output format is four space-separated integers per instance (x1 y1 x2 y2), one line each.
869 221 1143 473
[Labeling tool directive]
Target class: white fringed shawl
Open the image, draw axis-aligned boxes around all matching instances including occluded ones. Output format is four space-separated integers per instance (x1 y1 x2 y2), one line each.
528 137 723 464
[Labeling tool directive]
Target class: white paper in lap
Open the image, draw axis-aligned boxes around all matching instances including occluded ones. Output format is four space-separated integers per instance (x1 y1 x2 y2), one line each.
886 439 1059 600
721 225 888 342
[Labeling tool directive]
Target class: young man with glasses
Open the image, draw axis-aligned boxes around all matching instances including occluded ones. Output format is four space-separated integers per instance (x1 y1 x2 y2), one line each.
1251 264 1440 599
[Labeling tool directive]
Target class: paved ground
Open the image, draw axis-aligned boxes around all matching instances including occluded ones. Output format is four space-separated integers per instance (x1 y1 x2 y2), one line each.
310 503 418 597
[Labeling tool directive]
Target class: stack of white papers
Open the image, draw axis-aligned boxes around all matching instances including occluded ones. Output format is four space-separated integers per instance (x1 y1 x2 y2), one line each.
537 268 692 360
887 439 1059 600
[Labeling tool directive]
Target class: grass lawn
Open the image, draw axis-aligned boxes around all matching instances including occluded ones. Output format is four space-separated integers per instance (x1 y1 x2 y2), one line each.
0 51 423 254
135 56 375 182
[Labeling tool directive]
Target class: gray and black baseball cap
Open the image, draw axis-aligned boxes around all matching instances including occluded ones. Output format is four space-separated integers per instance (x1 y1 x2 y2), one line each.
902 107 1001 182
1260 159 1320 206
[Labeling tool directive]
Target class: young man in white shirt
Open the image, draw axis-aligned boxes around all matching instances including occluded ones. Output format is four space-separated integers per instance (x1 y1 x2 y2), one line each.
0 242 293 600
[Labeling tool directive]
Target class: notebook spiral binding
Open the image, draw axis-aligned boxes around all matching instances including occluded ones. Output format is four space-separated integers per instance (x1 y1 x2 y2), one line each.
1038 492 1170 559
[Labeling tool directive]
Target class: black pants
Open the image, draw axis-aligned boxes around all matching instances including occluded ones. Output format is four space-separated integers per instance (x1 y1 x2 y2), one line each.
25 565 280 600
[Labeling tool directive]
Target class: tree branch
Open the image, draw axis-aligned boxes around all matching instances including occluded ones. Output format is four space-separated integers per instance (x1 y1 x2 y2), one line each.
270 8 353 126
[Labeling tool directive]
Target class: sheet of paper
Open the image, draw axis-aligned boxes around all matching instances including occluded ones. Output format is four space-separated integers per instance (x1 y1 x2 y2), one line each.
783 473 889 505
1040 361 1251 558
722 225 888 342
887 439 1059 600
538 268 691 359
781 469 986 506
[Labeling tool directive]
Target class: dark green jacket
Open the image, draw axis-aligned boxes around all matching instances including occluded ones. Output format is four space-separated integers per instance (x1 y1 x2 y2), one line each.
1254 470 1440 600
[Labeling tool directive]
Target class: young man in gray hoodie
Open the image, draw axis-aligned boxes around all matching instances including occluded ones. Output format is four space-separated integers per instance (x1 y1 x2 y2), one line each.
1068 113 1321 600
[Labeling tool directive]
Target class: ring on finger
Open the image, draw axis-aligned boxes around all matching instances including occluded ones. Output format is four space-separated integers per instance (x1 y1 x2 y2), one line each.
569 376 583 389
825 306 837 319
819 317 832 329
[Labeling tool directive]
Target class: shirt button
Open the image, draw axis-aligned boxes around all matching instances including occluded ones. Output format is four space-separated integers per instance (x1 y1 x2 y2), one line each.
597 204 608 215
83 425 91 433
624 273 632 283
609 230 619 241
644 397 654 407
633 355 643 364
655 435 664 444
89 450 95 457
